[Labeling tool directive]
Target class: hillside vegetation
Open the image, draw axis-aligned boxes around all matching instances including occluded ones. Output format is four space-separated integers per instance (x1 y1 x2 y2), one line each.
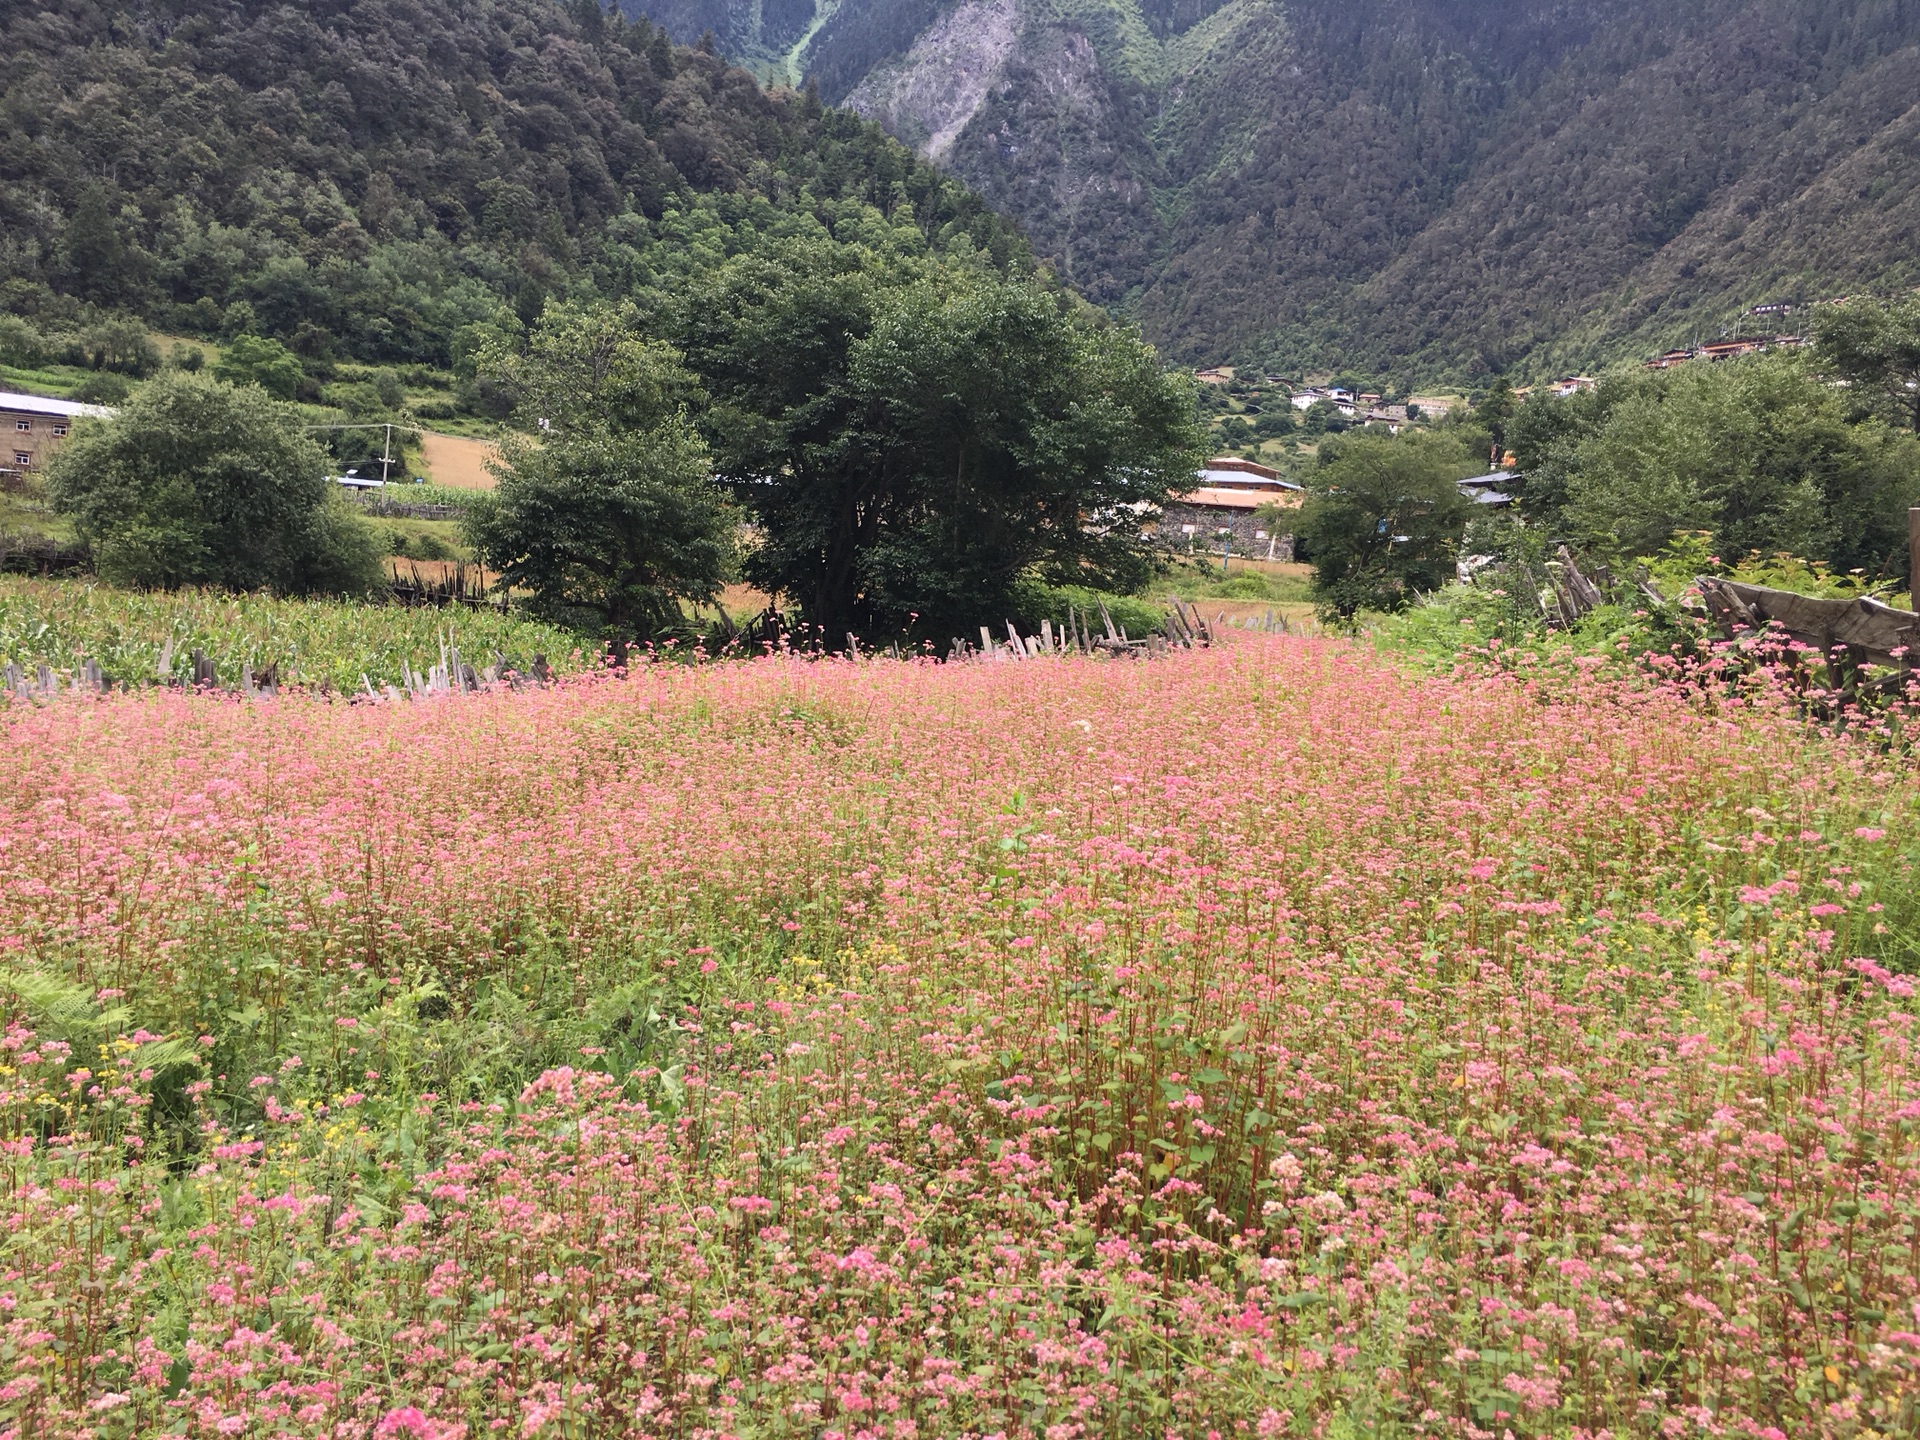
17 0 1918 386
0 0 1022 369
654 0 1920 381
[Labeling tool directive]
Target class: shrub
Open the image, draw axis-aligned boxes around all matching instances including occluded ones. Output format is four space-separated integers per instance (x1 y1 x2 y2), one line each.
68 372 133 405
0 314 47 368
213 333 305 400
47 371 384 595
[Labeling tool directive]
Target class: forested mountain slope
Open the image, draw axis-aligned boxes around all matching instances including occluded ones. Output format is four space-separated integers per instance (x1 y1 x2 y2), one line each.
0 0 1021 365
634 0 1920 381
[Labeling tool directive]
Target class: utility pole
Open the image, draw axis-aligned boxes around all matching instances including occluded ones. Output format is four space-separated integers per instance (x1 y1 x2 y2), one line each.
301 421 404 484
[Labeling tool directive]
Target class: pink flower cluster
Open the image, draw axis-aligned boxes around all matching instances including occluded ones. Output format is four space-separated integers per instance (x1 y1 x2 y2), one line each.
0 640 1915 1437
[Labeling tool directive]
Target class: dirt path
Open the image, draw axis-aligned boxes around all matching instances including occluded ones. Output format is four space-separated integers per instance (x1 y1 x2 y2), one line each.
418 432 500 490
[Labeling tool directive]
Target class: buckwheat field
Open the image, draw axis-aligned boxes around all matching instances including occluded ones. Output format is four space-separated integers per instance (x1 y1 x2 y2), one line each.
2 640 1916 1439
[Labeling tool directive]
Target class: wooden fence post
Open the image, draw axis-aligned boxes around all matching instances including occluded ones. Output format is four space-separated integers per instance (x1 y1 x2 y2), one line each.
1910 506 1920 614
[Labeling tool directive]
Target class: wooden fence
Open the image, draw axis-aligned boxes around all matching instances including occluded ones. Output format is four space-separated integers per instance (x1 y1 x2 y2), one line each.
947 596 1222 661
0 532 88 576
725 595 1266 662
1694 577 1918 667
1693 575 1920 708
349 496 462 521
1469 544 1666 627
385 561 503 609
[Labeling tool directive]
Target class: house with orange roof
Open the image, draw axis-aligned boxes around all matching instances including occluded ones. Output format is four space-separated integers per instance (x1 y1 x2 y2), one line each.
1159 457 1304 560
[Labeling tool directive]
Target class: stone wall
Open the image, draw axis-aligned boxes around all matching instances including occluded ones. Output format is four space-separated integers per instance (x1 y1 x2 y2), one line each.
1160 502 1295 561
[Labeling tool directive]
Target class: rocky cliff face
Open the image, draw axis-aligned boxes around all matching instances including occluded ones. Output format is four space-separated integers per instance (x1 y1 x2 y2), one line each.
845 0 1021 159
625 0 1920 380
845 2 1161 303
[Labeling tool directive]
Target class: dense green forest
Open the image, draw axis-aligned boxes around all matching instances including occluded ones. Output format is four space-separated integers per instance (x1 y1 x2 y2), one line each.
13 0 1920 389
644 0 1920 383
0 0 1024 370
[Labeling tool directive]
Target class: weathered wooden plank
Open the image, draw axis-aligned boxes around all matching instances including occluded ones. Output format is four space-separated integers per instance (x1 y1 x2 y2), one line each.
1697 576 1920 667
1911 506 1920 617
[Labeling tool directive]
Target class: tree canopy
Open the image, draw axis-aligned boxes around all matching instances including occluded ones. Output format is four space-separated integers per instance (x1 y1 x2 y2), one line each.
465 303 733 641
213 335 304 401
1813 295 1920 435
667 239 1204 646
47 373 385 595
1298 431 1478 621
1508 352 1920 579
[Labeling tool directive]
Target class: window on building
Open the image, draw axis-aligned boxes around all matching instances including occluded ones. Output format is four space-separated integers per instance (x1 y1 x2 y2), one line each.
51 424 66 438
13 419 29 432
13 452 30 467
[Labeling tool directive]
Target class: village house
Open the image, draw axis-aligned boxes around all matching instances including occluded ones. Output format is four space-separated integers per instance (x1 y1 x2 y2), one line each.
1159 456 1304 560
1643 333 1807 371
1290 387 1357 417
1195 366 1234 386
0 391 111 484
1457 470 1516 507
1696 340 1766 363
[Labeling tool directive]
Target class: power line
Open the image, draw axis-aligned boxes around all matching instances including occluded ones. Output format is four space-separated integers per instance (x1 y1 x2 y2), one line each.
301 420 400 482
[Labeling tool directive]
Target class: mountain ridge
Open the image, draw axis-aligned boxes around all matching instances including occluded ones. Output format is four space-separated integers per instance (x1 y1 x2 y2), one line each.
628 0 1920 381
